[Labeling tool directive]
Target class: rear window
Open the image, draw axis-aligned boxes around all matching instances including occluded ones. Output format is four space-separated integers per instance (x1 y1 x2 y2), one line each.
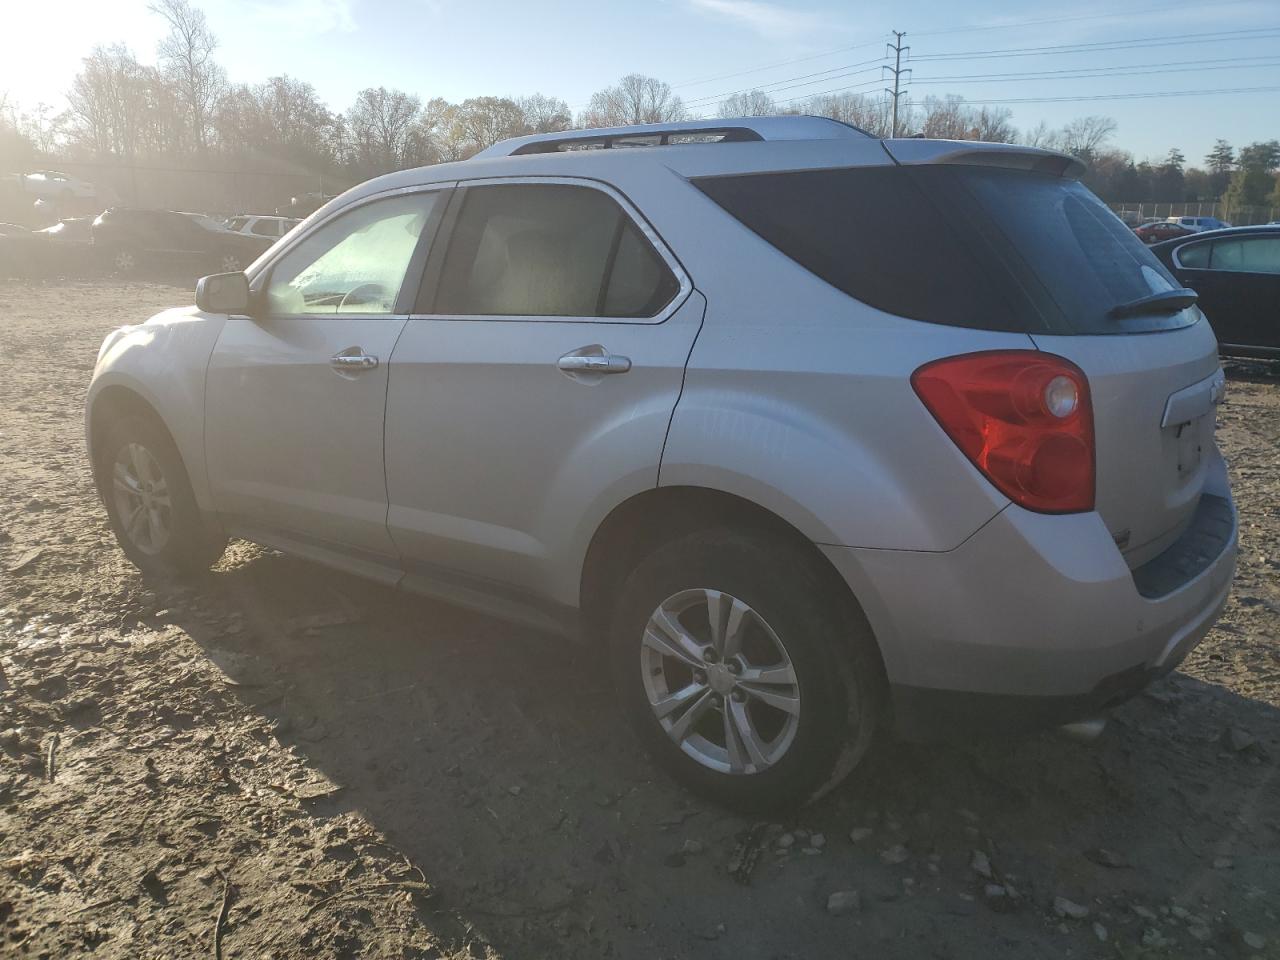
694 166 1194 335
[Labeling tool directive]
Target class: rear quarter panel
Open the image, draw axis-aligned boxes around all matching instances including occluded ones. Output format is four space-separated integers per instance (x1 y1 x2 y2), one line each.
647 178 1033 551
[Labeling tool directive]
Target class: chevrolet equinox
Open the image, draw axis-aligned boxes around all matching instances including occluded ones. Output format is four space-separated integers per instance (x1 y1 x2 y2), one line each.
86 117 1238 810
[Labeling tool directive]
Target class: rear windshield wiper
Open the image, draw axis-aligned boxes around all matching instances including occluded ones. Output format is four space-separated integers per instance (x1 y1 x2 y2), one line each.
1108 288 1198 320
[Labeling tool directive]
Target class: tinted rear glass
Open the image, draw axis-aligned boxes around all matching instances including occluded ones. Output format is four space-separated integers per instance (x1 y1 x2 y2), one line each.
694 166 1194 335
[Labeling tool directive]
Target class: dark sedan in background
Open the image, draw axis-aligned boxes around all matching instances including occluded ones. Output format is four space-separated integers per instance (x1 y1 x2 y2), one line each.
91 208 272 275
1152 226 1280 359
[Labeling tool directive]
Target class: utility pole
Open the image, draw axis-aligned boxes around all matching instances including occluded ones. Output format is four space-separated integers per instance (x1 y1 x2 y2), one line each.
884 31 910 138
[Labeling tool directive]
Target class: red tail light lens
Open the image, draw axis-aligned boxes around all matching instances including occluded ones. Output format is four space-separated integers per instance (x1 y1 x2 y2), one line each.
911 351 1094 514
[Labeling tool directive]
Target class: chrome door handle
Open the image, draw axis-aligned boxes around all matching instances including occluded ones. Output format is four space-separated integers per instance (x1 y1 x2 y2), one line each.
330 349 378 373
557 352 631 374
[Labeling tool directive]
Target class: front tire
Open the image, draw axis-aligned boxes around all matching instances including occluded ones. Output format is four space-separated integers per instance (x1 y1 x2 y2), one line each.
97 414 226 578
609 529 882 812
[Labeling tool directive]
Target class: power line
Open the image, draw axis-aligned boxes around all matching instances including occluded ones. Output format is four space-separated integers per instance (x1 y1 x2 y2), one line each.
681 55 888 108
676 24 1280 118
774 77 887 107
906 0 1259 38
673 0 1256 92
581 14 1280 120
911 56 1280 86
904 84 1280 106
908 27 1280 61
673 37 889 89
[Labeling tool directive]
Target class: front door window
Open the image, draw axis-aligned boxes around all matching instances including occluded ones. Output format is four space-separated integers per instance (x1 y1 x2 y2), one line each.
265 193 439 315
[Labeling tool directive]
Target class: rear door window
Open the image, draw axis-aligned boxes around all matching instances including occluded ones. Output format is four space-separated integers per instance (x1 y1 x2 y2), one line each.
695 166 1194 335
431 183 678 318
1177 242 1212 269
1208 236 1280 274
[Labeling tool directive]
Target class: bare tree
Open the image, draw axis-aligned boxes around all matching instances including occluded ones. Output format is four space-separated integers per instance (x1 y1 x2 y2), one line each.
914 95 970 140
346 87 423 173
969 106 1015 144
216 75 339 168
717 90 777 118
903 96 1015 143
19 103 68 155
794 92 892 137
66 45 154 158
0 92 36 171
1021 120 1060 150
1058 115 1117 160
150 0 225 152
454 96 527 151
517 93 571 134
580 74 686 127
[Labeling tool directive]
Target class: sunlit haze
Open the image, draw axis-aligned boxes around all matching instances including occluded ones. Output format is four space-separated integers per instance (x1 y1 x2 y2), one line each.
1 0 1278 163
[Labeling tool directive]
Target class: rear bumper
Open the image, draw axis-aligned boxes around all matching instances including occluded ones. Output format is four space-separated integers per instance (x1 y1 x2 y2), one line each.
820 455 1237 740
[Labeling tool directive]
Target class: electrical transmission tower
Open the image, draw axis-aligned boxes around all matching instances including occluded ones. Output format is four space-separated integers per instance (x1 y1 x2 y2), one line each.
884 31 911 137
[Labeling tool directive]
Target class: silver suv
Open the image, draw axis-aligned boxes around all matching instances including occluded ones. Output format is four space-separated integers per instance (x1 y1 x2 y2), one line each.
86 118 1237 810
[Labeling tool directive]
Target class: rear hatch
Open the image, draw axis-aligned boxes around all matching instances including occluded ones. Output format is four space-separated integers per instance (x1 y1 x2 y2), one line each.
700 142 1223 566
882 144 1221 566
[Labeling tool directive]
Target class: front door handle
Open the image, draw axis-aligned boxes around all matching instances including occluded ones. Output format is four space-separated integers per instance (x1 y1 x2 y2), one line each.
330 347 378 374
557 346 631 375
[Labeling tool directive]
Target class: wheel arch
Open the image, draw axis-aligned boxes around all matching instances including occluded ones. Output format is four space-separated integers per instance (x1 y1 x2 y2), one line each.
579 485 888 686
87 384 183 497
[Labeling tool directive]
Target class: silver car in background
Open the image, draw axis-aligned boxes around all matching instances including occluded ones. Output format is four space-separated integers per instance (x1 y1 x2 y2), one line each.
86 117 1237 810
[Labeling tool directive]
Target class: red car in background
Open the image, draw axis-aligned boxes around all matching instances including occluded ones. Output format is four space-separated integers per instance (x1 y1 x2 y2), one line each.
1134 221 1195 244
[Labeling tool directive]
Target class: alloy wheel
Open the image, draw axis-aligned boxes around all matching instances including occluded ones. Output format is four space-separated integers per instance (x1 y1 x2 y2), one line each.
219 253 243 272
641 588 801 775
111 442 172 555
113 250 136 272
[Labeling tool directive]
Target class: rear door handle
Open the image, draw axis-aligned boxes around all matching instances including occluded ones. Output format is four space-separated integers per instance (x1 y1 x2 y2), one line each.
330 347 378 374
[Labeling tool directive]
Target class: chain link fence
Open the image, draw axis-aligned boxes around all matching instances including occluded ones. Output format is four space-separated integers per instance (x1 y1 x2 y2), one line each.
1110 201 1278 227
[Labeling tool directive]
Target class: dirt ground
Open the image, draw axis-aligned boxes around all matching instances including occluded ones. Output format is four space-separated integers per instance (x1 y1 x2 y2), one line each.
1 278 1277 960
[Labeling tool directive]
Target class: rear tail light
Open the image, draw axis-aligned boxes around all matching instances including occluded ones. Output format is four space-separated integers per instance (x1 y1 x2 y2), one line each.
911 351 1094 514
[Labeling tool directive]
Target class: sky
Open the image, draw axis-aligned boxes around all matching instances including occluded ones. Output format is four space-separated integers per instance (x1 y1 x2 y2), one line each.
1 0 1278 165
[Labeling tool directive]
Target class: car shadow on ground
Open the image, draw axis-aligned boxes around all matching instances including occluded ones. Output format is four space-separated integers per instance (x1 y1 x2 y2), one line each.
168 545 1279 959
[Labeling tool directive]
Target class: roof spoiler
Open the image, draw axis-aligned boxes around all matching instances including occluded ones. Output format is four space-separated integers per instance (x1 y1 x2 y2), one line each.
883 139 1087 180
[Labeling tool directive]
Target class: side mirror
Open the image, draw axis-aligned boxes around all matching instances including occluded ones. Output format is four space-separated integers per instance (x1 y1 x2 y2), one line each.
196 271 251 314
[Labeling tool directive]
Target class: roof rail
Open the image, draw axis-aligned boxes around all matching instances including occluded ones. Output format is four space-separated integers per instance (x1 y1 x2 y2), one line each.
473 116 872 159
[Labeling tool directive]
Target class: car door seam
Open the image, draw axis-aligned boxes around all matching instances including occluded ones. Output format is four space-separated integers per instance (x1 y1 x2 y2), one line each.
656 289 708 489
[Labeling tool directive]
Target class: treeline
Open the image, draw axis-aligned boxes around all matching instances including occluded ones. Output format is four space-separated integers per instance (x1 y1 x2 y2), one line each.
717 90 1280 210
1 0 1278 213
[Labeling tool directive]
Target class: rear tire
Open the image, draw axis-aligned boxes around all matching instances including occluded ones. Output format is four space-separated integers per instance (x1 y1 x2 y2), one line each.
109 246 139 274
608 529 882 812
96 414 225 578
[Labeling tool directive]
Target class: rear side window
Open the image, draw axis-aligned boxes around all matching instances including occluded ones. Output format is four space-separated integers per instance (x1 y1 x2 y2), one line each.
1209 236 1280 274
694 167 1014 330
432 184 678 318
694 166 1193 335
